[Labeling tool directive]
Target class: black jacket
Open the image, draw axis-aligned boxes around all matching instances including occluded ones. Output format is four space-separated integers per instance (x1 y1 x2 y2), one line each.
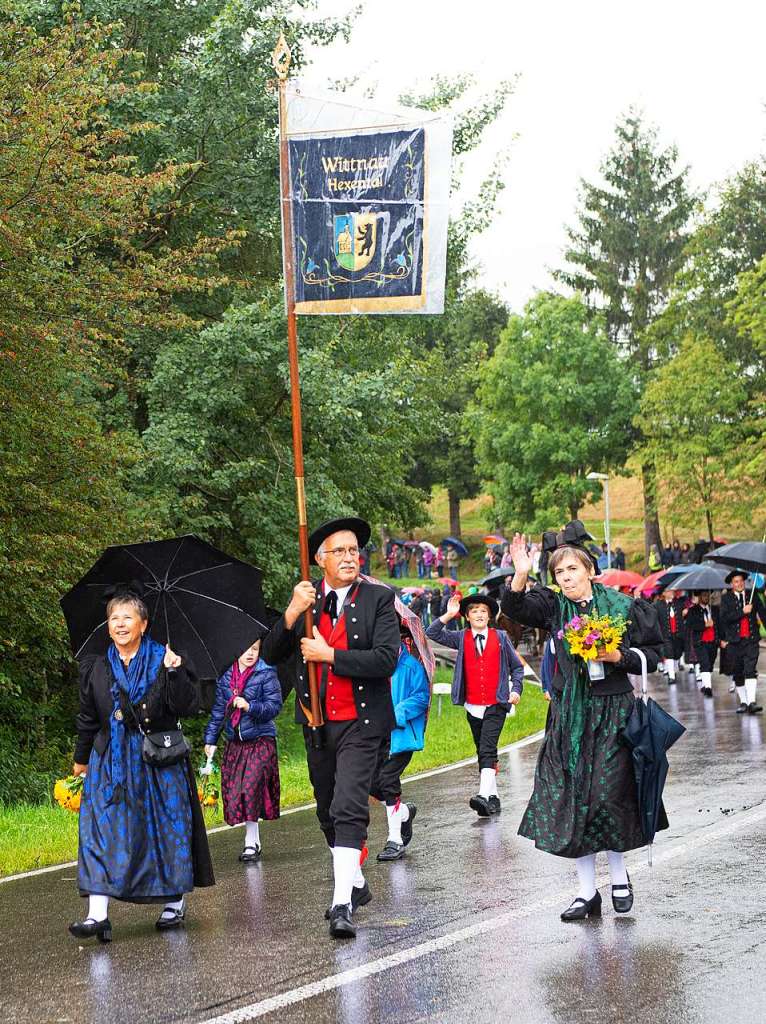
74 654 199 765
719 590 766 645
501 585 663 696
261 577 400 735
686 603 719 646
656 597 685 642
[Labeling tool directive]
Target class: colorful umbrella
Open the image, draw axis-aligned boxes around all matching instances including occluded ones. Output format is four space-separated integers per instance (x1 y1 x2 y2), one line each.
483 534 507 546
419 541 438 554
597 569 645 589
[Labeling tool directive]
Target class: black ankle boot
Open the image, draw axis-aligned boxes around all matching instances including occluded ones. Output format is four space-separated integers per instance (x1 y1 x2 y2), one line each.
69 917 113 943
560 891 601 921
612 873 634 913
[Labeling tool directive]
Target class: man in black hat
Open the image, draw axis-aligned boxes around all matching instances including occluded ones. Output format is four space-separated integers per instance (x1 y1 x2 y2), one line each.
426 592 524 816
261 517 400 939
719 570 766 714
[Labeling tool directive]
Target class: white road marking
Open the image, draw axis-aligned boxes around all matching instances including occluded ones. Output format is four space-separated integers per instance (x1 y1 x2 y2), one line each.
0 730 545 885
197 801 766 1024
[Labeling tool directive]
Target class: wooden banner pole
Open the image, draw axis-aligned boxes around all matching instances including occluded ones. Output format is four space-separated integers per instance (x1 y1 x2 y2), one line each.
273 34 324 746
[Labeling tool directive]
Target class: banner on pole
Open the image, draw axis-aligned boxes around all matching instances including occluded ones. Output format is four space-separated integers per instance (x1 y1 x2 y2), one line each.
282 82 451 315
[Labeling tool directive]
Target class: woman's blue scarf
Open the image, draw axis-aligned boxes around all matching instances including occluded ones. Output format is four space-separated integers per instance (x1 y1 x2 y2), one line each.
105 636 165 804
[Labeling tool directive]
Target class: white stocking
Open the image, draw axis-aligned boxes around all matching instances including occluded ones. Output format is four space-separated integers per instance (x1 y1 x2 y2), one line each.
666 660 676 681
607 850 629 895
245 820 260 849
745 678 758 705
575 853 596 901
87 894 109 922
479 767 495 799
736 685 747 706
331 846 359 908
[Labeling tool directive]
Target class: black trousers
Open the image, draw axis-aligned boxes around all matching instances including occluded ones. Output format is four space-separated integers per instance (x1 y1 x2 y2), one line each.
728 639 760 685
466 703 508 770
663 635 685 661
304 720 382 851
698 642 718 673
369 736 413 804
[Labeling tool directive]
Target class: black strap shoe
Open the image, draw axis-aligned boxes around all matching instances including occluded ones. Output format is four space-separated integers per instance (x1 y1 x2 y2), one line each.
68 917 112 943
469 795 493 817
560 891 602 922
239 844 261 862
155 901 186 931
328 903 356 939
400 803 417 846
748 702 763 714
377 840 405 861
737 702 749 714
703 687 713 697
488 795 501 814
611 874 634 913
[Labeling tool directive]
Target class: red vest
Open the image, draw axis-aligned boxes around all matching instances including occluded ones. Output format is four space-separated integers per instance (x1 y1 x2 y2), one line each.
701 610 715 643
740 615 751 639
668 604 678 634
463 628 501 706
318 587 358 722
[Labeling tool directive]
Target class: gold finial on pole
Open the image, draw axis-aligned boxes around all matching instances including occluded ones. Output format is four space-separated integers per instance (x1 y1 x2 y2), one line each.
272 32 292 80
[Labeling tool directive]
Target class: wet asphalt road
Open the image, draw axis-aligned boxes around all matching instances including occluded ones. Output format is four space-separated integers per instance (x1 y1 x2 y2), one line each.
3 658 766 1024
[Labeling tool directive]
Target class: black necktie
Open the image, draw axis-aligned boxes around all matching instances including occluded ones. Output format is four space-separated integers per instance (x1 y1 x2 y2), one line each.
475 634 484 656
739 593 745 614
324 591 338 623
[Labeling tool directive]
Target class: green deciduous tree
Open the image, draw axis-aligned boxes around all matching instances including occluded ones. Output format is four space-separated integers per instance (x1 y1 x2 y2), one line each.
556 110 696 554
639 337 751 541
470 293 636 531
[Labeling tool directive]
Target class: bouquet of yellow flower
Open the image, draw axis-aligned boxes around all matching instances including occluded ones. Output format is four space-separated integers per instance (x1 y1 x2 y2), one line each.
557 612 628 661
54 774 84 813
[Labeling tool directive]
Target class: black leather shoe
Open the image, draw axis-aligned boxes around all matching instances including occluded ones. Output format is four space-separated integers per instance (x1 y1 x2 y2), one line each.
737 702 749 714
328 904 356 939
560 891 602 921
324 881 372 919
377 840 405 861
748 702 763 714
703 687 713 697
469 795 492 817
488 795 501 814
400 803 417 846
611 874 634 913
68 917 112 943
155 902 186 931
239 844 261 862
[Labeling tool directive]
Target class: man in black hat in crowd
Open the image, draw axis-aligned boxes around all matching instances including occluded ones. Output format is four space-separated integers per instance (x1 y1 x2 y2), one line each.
719 570 766 714
261 517 400 939
426 592 525 816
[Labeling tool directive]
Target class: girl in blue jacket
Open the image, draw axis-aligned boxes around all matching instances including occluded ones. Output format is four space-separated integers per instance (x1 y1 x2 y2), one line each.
370 638 430 861
204 640 282 862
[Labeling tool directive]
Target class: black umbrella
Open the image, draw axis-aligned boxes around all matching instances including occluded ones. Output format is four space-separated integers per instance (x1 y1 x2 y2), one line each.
60 536 268 678
621 651 686 863
707 540 766 576
664 565 730 592
480 566 515 587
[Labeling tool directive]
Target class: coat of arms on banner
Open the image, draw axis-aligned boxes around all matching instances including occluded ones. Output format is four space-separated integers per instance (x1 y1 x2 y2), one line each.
334 213 378 271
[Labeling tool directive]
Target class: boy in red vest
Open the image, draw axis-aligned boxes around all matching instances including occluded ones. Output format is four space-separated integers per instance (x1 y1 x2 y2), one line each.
426 593 524 816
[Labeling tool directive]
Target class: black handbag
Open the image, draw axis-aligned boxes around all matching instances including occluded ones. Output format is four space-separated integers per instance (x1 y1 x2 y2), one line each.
141 728 190 767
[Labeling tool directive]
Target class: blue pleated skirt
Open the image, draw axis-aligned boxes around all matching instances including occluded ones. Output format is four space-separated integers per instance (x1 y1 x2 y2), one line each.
78 730 194 902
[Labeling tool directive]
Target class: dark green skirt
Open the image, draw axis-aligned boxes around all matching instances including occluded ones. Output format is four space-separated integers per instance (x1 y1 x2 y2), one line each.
518 690 648 858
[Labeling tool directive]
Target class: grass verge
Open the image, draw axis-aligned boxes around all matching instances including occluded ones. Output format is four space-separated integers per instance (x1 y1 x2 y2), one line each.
0 670 547 878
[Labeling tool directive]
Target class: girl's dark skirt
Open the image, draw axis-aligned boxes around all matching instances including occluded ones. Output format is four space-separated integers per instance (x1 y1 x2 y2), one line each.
519 691 649 858
221 736 280 825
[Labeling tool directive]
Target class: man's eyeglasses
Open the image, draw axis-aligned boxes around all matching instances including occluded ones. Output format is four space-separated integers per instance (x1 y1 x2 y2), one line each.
321 546 360 558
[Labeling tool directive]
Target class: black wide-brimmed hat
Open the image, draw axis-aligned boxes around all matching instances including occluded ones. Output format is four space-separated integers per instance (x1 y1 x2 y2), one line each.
309 517 371 560
725 568 750 583
459 593 497 617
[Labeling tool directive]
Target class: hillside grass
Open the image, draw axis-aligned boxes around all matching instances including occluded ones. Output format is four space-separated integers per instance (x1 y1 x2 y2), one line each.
0 670 548 878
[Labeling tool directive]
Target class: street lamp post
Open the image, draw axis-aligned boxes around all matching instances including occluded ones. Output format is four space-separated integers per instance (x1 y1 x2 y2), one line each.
587 472 611 569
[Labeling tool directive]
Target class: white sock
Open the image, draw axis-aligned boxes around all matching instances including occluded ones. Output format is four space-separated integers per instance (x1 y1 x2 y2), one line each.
679 656 686 668
385 803 403 844
701 671 712 689
745 678 758 704
695 664 702 683
736 685 747 705
87 894 109 922
575 854 597 901
479 767 495 799
160 896 185 919
607 850 629 895
331 846 359 908
245 820 260 849
353 861 366 889
667 660 676 680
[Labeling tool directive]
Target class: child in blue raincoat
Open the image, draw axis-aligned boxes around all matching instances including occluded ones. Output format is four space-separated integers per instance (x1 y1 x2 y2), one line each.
369 637 430 862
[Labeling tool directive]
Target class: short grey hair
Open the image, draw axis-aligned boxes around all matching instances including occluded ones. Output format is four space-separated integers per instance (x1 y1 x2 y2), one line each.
106 594 149 622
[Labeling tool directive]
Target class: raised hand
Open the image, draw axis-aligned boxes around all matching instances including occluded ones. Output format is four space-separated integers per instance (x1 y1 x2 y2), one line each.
444 595 461 621
510 533 532 575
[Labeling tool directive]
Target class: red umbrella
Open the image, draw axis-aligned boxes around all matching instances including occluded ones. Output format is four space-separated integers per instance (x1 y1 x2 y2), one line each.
637 569 667 594
401 586 425 594
483 534 506 546
435 577 458 586
597 569 645 589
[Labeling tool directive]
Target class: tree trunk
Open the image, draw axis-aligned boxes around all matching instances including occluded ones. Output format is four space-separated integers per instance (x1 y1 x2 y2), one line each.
641 461 662 560
705 506 714 543
448 488 462 539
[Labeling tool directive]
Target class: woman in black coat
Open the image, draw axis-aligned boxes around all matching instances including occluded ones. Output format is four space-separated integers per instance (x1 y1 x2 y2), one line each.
69 588 214 943
505 526 664 923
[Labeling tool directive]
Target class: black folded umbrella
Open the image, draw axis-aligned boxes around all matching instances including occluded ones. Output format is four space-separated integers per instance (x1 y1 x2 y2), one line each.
60 536 268 678
621 664 686 863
